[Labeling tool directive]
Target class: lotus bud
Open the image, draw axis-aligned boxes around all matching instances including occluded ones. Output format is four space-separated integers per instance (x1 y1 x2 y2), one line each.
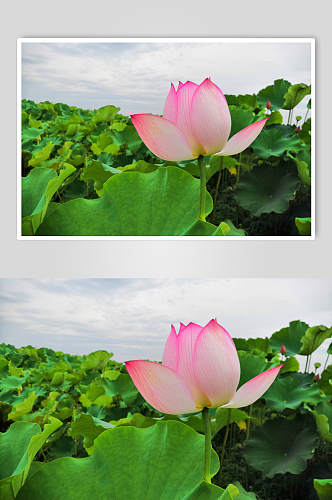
314 374 320 382
295 126 301 133
280 344 286 356
266 100 271 110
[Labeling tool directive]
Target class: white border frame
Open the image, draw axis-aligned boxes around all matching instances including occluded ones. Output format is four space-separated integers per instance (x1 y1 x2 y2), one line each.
17 37 315 241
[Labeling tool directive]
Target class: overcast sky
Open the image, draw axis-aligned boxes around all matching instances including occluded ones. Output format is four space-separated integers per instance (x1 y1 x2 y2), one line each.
1 278 330 373
21 40 312 126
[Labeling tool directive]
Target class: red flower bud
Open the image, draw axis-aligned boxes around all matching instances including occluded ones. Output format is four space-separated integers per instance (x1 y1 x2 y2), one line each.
266 100 271 110
280 344 286 355
295 126 301 133
314 374 320 382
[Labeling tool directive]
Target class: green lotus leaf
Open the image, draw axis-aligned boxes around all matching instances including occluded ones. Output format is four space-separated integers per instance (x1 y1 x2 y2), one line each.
223 220 246 236
279 356 299 374
211 408 249 438
314 479 332 500
299 326 332 356
68 413 114 455
264 376 321 412
110 125 142 153
99 373 138 406
238 351 278 389
292 148 311 185
312 402 332 443
8 392 38 421
181 219 230 236
81 350 113 371
234 161 300 217
92 105 120 123
118 159 158 174
251 128 304 159
282 84 311 110
0 417 62 500
270 320 308 356
228 106 263 140
28 142 54 167
295 217 311 236
232 482 258 499
257 79 291 111
318 366 332 396
244 417 319 478
246 337 270 354
36 167 213 236
265 110 283 126
22 164 76 236
17 421 220 500
328 343 332 355
79 382 113 408
22 125 47 142
0 374 28 391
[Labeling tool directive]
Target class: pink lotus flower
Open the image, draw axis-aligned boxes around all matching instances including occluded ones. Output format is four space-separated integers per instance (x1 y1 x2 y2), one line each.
125 319 282 414
131 78 268 162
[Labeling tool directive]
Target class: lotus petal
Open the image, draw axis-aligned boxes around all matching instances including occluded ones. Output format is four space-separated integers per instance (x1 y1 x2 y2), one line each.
131 114 196 161
220 365 282 408
125 360 198 414
162 324 179 372
163 83 178 124
177 323 211 408
191 78 231 156
194 320 240 407
175 81 204 156
214 119 268 156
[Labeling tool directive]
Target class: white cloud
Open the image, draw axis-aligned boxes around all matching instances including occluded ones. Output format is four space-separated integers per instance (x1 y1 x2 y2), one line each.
21 41 312 124
1 279 330 373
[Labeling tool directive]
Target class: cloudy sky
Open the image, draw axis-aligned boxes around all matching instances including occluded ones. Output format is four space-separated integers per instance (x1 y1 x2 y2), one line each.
1 278 330 373
21 40 312 125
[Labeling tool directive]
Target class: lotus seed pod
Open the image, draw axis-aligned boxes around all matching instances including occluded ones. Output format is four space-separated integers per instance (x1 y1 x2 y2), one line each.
266 100 272 110
280 344 286 355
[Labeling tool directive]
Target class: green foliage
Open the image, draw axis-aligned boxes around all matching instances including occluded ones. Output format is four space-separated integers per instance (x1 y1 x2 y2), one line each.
314 479 332 500
244 417 319 478
21 94 311 237
270 320 309 356
0 418 62 500
234 161 300 217
36 167 215 236
17 421 220 500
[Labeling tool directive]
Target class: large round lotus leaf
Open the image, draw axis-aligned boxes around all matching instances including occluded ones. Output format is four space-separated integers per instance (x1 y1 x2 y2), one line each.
244 417 319 478
279 356 299 374
257 79 291 111
264 376 322 412
234 161 300 217
299 326 332 356
237 352 278 389
36 167 213 236
251 128 303 159
17 421 220 500
314 479 332 500
293 148 311 185
270 320 308 356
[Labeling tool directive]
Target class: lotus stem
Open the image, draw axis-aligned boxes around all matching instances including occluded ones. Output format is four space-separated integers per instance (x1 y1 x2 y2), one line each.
218 408 232 485
308 353 312 373
246 404 252 444
305 355 309 373
202 407 212 483
212 157 223 223
236 153 242 187
324 354 329 371
198 155 206 222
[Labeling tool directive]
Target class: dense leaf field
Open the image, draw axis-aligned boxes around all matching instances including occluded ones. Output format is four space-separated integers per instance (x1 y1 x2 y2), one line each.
1 319 331 500
21 78 311 236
